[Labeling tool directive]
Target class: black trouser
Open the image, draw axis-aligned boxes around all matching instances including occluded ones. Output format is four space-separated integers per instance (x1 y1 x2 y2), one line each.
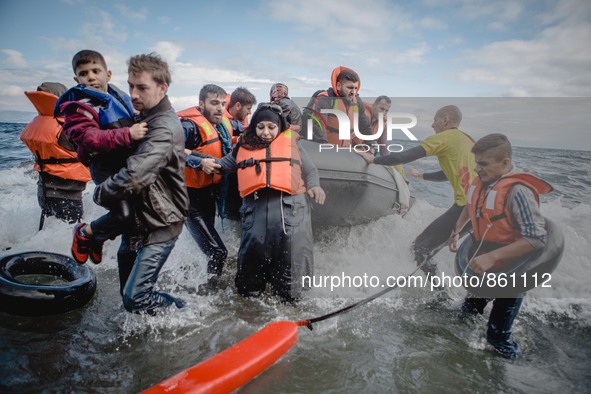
90 200 132 244
186 185 228 276
235 189 313 302
38 194 83 224
413 203 468 273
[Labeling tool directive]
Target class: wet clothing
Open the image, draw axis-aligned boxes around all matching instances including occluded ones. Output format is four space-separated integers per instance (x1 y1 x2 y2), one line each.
413 204 467 273
20 88 90 225
117 237 184 315
467 172 550 249
461 170 551 358
94 96 188 313
236 189 314 301
374 128 477 272
185 186 228 277
218 135 319 301
37 188 83 224
90 200 133 244
181 110 233 277
462 295 524 359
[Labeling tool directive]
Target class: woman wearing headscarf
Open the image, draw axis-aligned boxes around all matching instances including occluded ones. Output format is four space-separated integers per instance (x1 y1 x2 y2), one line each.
214 102 325 303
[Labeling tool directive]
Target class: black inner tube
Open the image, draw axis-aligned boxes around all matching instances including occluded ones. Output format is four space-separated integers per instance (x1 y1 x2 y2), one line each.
0 251 97 315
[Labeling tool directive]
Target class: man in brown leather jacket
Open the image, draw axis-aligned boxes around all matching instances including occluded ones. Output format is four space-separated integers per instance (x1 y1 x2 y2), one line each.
94 53 189 314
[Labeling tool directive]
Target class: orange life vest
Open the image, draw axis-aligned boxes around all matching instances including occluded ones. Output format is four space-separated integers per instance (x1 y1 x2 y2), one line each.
20 91 91 182
467 172 553 244
235 130 306 198
312 91 364 147
177 107 232 189
225 92 250 129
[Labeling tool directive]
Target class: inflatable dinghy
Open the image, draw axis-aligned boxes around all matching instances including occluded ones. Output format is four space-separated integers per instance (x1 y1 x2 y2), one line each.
299 140 411 227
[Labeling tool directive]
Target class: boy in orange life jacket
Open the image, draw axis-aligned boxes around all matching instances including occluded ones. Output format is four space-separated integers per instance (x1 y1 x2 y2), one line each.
449 133 549 359
58 49 148 264
203 103 326 303
20 82 91 227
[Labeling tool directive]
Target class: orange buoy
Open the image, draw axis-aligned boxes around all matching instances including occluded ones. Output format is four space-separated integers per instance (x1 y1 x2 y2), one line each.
142 320 299 394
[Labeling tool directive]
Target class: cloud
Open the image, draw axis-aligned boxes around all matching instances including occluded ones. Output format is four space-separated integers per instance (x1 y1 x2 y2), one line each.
264 0 411 47
1 50 27 67
459 22 591 96
3 85 23 96
454 0 524 24
151 41 183 64
80 10 128 43
418 17 446 30
115 4 148 22
172 63 272 88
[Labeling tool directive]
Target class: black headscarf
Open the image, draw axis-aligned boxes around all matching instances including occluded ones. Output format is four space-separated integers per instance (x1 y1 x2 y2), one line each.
239 105 287 150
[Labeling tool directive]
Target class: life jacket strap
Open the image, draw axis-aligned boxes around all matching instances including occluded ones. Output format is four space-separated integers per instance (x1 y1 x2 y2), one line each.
36 157 79 165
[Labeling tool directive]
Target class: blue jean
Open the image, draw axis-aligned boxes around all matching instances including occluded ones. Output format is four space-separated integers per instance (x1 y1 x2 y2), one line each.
463 295 524 358
117 237 181 314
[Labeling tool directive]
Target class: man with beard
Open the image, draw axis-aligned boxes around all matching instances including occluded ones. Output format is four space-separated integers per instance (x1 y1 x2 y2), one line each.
93 53 188 314
303 66 373 145
177 84 233 292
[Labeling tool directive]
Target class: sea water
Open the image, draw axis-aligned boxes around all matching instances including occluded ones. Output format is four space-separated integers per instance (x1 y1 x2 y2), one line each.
0 122 590 393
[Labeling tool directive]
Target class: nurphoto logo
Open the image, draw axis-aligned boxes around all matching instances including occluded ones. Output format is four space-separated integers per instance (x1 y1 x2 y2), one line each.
305 109 419 152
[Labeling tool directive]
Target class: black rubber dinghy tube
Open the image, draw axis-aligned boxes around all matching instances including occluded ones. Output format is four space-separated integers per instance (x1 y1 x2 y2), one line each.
0 251 96 315
455 218 564 298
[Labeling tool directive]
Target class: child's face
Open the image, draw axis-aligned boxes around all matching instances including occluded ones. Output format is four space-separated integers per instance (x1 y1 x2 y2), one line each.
255 121 279 142
74 61 111 92
474 151 511 184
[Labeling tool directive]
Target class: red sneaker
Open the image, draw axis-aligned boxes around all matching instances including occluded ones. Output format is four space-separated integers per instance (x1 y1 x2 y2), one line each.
89 241 103 264
71 223 91 264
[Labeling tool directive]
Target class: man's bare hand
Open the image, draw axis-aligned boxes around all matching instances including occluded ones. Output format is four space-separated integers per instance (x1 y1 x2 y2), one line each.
307 186 326 205
200 158 221 174
407 166 422 179
356 151 375 164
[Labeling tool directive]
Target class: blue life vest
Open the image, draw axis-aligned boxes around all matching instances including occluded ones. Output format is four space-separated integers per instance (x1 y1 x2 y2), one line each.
54 84 135 129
